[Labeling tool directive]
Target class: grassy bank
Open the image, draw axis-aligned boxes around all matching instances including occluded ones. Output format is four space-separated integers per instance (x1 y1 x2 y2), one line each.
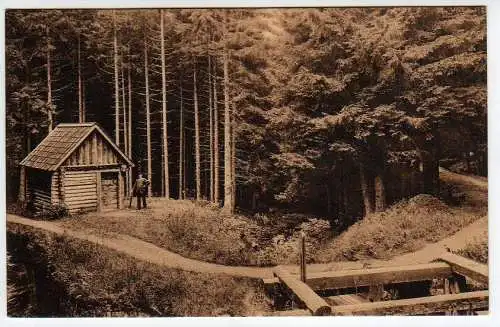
7 223 270 317
57 193 483 266
455 232 488 264
59 199 333 266
314 195 482 262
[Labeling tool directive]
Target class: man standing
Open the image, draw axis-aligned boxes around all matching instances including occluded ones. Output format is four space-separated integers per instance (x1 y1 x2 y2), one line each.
132 173 150 210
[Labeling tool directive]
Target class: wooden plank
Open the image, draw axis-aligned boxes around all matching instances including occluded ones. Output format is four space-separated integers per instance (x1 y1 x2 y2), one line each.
265 263 452 291
118 172 123 209
65 196 98 203
65 177 96 182
436 252 488 284
271 310 311 316
60 168 66 204
273 266 331 316
96 171 102 212
18 166 26 202
50 171 59 204
67 202 98 210
332 290 489 316
92 132 97 164
64 181 96 187
98 137 103 164
327 294 368 306
476 310 489 315
64 184 97 191
65 174 96 179
305 262 452 290
64 189 97 195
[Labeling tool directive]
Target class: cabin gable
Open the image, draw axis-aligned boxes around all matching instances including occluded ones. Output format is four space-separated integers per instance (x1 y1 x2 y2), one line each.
62 130 122 168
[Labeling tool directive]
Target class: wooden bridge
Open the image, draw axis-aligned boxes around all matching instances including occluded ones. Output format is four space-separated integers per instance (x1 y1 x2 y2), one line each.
264 252 488 316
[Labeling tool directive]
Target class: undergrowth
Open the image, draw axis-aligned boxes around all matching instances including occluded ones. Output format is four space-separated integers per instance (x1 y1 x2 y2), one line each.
315 194 482 262
7 223 270 317
455 232 488 264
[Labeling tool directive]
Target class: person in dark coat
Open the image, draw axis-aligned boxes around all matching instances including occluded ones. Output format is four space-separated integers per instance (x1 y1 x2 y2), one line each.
132 173 150 209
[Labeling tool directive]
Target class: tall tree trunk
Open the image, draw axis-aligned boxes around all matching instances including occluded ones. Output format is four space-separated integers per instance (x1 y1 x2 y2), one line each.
160 9 170 198
326 184 332 215
144 36 152 197
208 55 214 202
127 51 133 192
374 172 386 212
193 60 201 201
179 82 184 199
113 10 120 145
121 60 127 154
213 61 220 205
421 152 440 196
360 164 375 216
419 132 440 196
46 26 53 131
82 75 86 121
77 33 83 123
121 60 128 195
223 35 233 213
231 105 236 211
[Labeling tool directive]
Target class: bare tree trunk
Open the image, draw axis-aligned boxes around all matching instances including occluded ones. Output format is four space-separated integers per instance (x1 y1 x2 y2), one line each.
160 9 170 198
193 60 201 201
121 60 127 154
121 60 128 195
113 10 120 145
374 173 386 212
326 184 332 214
46 26 53 131
82 76 86 121
144 35 152 197
223 33 233 213
231 105 236 211
179 82 184 200
360 164 375 216
208 55 214 202
77 33 83 123
213 61 220 205
127 51 133 192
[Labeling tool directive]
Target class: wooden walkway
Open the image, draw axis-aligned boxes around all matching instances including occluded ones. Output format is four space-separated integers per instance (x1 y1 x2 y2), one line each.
268 253 488 316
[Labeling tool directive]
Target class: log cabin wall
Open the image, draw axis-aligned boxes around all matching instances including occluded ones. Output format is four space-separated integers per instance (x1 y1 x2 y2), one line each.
63 171 98 213
26 168 53 211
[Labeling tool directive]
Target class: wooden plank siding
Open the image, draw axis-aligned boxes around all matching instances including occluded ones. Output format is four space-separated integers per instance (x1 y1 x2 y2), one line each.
63 171 98 213
18 166 26 202
51 171 60 205
62 131 119 167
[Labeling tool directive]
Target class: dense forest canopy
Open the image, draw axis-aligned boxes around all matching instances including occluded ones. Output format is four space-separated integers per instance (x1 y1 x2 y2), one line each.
5 7 487 224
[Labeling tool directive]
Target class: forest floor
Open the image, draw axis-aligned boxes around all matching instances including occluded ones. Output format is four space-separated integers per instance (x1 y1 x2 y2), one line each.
7 168 488 275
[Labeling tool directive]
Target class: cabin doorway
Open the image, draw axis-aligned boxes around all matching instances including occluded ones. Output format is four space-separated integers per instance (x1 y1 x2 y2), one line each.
100 171 119 210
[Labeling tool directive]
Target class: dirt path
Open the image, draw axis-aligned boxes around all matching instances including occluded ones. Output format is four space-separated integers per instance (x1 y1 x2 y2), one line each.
6 212 487 278
6 169 487 278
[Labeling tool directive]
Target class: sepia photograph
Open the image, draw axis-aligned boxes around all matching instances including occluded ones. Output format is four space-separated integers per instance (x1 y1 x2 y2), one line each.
3 4 490 319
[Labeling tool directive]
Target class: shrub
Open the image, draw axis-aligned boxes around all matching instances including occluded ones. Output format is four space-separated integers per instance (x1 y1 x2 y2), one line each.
34 204 69 220
455 232 488 264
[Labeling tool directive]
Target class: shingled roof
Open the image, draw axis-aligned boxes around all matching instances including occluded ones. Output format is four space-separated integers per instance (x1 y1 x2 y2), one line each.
20 123 133 171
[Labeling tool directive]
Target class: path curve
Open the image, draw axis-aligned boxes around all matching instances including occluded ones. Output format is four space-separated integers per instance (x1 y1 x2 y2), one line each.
6 213 487 278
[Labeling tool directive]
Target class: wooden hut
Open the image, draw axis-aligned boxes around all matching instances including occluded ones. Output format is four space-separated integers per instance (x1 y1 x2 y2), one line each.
18 123 134 214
